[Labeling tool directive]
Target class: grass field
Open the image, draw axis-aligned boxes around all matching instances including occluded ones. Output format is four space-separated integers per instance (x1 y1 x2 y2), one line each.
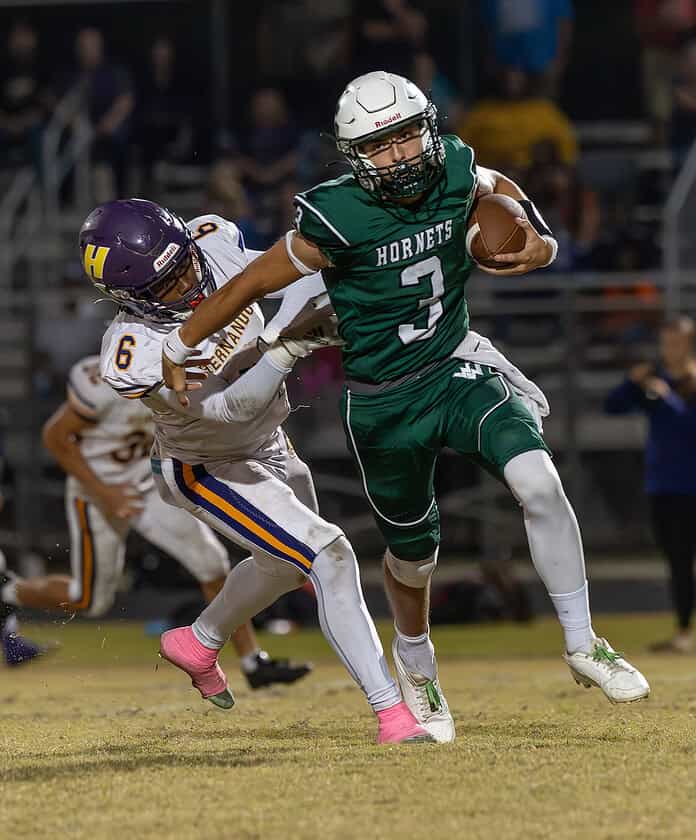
3 614 696 840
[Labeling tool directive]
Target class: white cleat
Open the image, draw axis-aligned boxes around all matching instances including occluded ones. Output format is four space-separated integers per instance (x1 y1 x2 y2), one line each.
391 638 456 743
563 637 650 704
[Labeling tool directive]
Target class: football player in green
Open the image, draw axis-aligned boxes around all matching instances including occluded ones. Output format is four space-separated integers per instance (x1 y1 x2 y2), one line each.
162 71 650 741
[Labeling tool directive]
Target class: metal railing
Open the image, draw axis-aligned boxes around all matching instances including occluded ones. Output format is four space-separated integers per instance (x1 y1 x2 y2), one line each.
41 83 94 239
663 138 696 314
0 83 94 291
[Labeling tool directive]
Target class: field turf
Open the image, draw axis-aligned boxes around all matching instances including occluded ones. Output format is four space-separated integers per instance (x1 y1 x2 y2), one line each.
2 615 696 839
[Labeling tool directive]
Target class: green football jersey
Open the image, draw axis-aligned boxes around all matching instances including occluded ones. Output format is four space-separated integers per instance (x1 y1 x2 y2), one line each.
294 134 477 384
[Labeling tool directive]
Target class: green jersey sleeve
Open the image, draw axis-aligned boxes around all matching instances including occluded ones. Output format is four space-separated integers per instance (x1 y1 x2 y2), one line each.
294 177 354 266
440 135 477 206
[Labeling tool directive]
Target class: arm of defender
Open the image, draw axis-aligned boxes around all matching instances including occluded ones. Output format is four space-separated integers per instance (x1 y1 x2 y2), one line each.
42 403 144 518
475 166 556 276
160 339 305 423
192 352 296 423
163 234 329 405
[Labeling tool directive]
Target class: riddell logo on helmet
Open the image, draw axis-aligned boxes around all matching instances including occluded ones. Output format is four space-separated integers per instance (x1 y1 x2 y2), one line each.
374 112 402 128
153 243 181 272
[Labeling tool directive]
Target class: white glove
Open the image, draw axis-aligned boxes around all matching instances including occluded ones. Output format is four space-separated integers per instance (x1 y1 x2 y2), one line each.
257 320 344 370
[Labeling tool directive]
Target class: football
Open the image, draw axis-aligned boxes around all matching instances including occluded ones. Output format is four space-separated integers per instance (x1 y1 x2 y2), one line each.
466 193 527 269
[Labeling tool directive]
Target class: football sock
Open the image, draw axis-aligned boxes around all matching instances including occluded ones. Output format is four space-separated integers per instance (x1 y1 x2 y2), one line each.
549 582 595 654
310 537 402 712
1 579 18 606
3 614 18 635
395 627 437 681
193 555 303 650
240 650 263 673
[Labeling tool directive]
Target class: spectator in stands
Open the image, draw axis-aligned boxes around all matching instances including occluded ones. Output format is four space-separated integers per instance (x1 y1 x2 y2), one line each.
206 142 262 248
256 0 351 122
238 87 300 246
670 36 696 169
411 51 464 128
479 0 574 99
524 141 600 270
136 36 192 189
353 0 427 77
73 27 134 199
636 0 696 145
0 20 47 170
605 316 696 653
301 0 352 116
457 68 577 170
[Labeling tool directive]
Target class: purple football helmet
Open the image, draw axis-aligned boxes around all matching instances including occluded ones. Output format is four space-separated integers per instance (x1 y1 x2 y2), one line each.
79 198 214 322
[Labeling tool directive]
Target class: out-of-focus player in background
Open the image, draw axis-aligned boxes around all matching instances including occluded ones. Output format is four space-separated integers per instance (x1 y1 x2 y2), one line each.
161 71 650 741
79 198 431 744
0 428 49 666
0 354 311 689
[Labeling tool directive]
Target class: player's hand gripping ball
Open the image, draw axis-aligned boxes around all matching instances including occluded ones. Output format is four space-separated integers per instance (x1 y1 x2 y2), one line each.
465 194 527 269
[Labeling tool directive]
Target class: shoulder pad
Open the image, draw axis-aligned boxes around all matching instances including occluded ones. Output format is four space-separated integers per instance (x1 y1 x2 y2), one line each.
294 177 354 254
67 355 115 419
443 135 476 173
100 320 163 399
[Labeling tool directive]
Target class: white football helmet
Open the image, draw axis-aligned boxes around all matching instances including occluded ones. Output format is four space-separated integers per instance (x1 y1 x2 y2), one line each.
334 70 445 200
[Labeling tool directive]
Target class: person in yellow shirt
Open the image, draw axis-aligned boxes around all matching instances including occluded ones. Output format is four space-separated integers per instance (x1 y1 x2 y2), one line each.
457 69 577 170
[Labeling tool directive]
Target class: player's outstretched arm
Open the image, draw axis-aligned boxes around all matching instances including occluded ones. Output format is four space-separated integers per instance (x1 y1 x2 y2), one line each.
476 166 556 276
163 233 329 405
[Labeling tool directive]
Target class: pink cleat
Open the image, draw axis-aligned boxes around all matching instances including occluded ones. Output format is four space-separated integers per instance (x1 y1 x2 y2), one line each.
159 626 235 709
376 701 435 744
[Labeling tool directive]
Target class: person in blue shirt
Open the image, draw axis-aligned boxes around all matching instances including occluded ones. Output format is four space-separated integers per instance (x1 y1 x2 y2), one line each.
480 0 574 98
605 316 696 653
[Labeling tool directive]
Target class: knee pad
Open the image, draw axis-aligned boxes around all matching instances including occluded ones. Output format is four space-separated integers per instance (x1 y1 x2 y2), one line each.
384 547 438 589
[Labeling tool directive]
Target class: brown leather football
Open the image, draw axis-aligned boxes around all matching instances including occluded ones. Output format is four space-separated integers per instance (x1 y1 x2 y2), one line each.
466 194 527 269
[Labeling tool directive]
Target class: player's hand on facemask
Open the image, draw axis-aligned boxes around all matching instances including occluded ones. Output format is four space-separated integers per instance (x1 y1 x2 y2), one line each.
476 217 554 276
96 483 145 520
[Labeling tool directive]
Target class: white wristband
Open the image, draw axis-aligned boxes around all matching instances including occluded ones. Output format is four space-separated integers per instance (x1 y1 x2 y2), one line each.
285 231 316 276
163 327 196 364
541 235 558 267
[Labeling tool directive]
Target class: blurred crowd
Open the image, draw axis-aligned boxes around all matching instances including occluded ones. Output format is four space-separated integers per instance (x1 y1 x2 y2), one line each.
5 1 696 355
2 0 690 413
3 2 696 268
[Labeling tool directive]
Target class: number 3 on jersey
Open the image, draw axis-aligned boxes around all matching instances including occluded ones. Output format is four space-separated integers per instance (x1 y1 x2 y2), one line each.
397 256 444 345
